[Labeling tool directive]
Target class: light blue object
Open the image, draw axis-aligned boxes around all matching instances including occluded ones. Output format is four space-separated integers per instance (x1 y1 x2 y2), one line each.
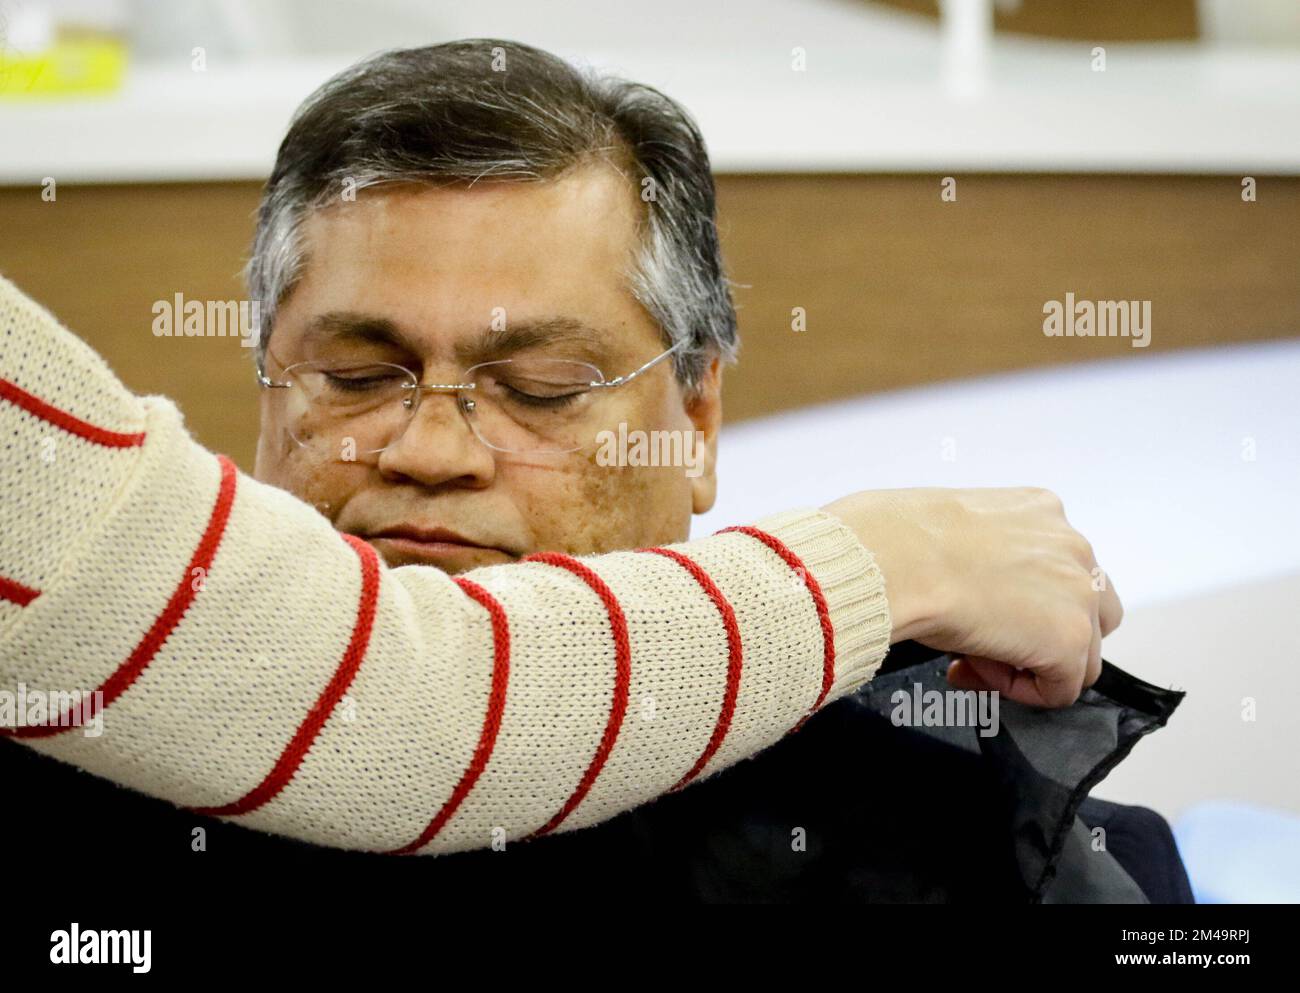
1174 802 1300 904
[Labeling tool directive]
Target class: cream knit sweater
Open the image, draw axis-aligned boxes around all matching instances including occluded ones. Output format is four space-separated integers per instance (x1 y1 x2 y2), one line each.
0 275 892 854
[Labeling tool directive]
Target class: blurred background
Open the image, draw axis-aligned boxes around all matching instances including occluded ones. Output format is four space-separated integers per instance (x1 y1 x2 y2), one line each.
1 0 1297 902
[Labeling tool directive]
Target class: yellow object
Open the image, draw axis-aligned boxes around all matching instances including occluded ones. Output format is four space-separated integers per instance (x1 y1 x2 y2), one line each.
0 37 127 99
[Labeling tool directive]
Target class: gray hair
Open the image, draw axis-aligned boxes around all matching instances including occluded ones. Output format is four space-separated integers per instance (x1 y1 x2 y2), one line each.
246 39 738 392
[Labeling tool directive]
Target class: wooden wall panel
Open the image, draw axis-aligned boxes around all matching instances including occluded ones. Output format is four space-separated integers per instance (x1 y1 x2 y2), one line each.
869 0 1200 41
714 174 1299 422
1 174 1295 471
0 182 264 467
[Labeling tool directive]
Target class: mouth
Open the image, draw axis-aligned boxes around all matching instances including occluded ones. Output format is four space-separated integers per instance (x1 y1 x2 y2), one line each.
356 526 516 571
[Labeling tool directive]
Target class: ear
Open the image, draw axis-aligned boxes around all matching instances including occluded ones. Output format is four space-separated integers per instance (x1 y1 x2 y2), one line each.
686 356 723 515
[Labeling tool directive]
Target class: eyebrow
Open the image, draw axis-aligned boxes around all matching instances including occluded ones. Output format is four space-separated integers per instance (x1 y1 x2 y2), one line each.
299 311 609 363
471 316 606 362
300 312 421 354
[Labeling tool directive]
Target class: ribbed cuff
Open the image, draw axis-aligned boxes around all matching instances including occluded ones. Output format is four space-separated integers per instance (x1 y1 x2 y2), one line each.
754 507 893 698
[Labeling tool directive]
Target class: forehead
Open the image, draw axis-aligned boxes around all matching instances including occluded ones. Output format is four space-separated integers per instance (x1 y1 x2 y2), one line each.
281 163 653 359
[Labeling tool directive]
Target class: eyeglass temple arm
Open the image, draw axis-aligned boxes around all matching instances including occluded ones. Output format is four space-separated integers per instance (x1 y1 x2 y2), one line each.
255 353 290 389
591 340 685 390
257 371 290 389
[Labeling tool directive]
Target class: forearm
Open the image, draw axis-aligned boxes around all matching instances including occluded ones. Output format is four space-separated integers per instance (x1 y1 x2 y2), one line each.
0 275 893 853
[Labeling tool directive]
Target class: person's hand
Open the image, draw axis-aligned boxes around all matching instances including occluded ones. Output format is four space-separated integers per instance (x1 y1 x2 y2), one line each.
822 487 1122 708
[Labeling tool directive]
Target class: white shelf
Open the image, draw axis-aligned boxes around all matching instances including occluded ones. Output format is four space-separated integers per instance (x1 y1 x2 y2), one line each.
2 20 1298 183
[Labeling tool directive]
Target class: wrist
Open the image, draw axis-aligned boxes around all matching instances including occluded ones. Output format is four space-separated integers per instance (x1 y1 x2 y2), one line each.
823 490 944 646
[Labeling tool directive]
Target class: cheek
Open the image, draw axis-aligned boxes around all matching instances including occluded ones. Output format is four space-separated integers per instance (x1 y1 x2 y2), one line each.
505 454 692 556
537 390 695 553
255 426 360 522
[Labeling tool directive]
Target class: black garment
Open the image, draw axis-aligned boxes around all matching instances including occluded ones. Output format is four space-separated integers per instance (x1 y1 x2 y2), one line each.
1077 797 1196 904
0 647 1189 904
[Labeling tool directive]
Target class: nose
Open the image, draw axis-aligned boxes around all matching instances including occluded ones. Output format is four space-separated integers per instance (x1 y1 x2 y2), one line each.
375 389 496 490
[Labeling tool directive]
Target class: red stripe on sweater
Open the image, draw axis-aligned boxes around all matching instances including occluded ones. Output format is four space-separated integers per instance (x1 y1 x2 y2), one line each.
637 546 743 791
389 577 511 854
0 574 40 607
718 525 836 731
0 376 146 448
191 532 381 818
2 455 238 740
521 552 631 838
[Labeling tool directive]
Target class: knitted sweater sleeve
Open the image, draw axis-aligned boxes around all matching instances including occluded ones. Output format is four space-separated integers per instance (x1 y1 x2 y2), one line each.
0 275 892 854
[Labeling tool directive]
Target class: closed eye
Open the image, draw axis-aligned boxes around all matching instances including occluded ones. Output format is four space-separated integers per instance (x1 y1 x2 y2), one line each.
324 371 406 392
499 383 586 408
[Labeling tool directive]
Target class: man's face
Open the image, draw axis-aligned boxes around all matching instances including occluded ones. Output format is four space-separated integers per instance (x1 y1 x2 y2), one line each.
254 164 722 573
